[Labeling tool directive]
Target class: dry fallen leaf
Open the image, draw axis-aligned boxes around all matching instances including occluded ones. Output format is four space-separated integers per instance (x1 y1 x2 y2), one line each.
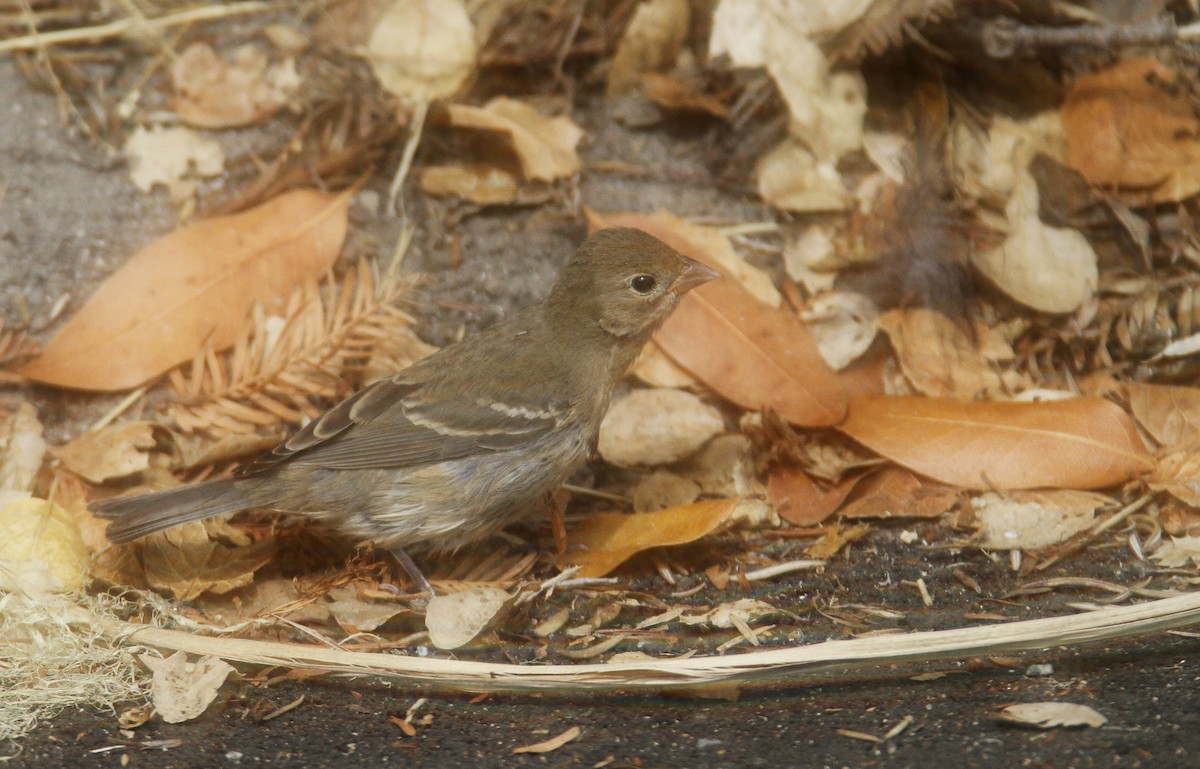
972 490 1110 550
802 291 878 372
839 467 957 520
446 98 583 182
0 402 45 493
125 125 224 203
972 170 1098 314
141 520 274 601
53 421 160 484
512 726 581 755
806 522 870 559
598 388 724 467
839 396 1154 490
0 496 90 593
425 586 510 650
607 0 690 95
767 467 861 527
878 308 1008 399
589 210 846 426
172 42 299 128
142 652 234 724
1149 450 1200 509
367 0 476 101
565 498 740 578
1150 535 1200 568
419 164 523 205
997 702 1107 729
21 188 352 391
1063 57 1200 203
1127 382 1200 449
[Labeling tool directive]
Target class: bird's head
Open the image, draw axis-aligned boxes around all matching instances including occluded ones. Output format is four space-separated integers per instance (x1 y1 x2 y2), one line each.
549 228 718 341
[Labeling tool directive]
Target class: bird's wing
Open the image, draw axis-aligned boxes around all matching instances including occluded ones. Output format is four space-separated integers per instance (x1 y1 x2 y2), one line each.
237 374 571 475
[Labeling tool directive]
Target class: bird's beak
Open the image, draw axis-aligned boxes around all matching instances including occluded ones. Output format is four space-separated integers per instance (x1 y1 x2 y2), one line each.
673 257 720 295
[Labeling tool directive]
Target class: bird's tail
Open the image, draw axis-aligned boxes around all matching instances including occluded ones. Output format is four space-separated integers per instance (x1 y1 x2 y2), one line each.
92 478 253 544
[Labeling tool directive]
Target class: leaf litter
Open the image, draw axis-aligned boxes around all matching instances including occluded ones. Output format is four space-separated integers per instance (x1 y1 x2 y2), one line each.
8 0 1200 745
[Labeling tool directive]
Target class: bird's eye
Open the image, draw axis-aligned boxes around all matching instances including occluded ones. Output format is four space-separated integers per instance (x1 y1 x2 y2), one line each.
630 274 657 295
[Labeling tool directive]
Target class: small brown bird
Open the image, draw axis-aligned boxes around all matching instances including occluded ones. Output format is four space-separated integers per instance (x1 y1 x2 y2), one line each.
93 228 717 588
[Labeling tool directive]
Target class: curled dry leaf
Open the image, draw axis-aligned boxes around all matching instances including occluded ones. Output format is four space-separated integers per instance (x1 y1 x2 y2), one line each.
972 490 1110 550
972 170 1098 314
54 421 161 484
512 726 581 755
172 42 299 129
141 520 274 601
565 498 740 578
801 290 878 372
1063 57 1200 203
768 467 861 527
367 0 476 101
0 497 89 593
997 702 1107 729
125 125 224 203
425 586 510 650
598 388 724 467
142 651 234 724
839 467 957 520
1148 450 1200 509
447 98 583 182
419 164 522 205
588 210 846 426
21 188 352 391
1126 382 1200 449
1150 535 1200 568
0 402 45 493
839 396 1154 490
607 0 690 96
878 308 1008 399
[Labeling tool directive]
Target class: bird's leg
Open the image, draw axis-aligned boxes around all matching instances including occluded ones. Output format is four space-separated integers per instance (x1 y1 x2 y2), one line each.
544 488 570 556
389 547 434 597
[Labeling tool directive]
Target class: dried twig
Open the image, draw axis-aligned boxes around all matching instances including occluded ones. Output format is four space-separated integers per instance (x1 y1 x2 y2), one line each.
116 591 1200 692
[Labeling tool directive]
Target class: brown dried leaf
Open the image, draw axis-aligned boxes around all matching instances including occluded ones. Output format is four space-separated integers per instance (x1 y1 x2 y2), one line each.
839 467 957 520
1062 57 1200 203
172 43 298 129
839 396 1154 490
767 467 861 526
142 521 274 601
640 72 730 118
21 189 352 391
1127 382 1200 449
1149 449 1200 509
806 523 870 559
588 210 846 426
564 498 739 578
607 0 689 96
446 98 583 182
878 308 1008 399
420 164 521 205
54 421 161 484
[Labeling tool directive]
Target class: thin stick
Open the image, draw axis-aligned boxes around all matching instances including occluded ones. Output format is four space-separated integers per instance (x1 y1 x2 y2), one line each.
0 2 275 53
386 100 428 214
115 591 1200 692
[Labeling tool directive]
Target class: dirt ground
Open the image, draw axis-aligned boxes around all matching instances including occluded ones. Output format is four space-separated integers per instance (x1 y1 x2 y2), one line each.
4 36 1200 769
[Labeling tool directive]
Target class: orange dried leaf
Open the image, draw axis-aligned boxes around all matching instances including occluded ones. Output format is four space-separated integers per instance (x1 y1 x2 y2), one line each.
1126 382 1200 449
446 98 582 182
839 396 1154 490
767 467 860 526
839 467 957 520
1062 57 1200 203
21 189 352 391
589 210 847 426
565 498 738 578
